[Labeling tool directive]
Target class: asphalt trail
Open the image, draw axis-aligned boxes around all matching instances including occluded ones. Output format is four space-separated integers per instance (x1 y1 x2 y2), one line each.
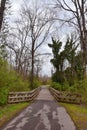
0 86 77 130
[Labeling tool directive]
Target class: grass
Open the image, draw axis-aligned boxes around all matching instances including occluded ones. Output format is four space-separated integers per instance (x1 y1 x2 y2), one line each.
0 102 29 127
60 103 87 130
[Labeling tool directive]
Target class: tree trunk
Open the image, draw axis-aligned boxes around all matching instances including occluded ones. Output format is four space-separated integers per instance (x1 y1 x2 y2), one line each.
0 0 6 31
30 42 35 89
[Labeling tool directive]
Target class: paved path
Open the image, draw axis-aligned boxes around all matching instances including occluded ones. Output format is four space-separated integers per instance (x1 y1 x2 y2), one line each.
1 86 77 130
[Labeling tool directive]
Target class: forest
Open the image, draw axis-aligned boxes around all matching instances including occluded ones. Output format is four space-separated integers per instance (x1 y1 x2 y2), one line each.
0 0 87 105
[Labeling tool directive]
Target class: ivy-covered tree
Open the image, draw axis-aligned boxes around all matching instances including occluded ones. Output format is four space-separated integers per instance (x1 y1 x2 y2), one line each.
48 37 65 83
74 51 84 80
0 44 8 59
64 37 78 78
48 38 62 71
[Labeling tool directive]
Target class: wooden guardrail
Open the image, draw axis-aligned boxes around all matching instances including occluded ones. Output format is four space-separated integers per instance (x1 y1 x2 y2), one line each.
49 87 82 104
8 87 40 104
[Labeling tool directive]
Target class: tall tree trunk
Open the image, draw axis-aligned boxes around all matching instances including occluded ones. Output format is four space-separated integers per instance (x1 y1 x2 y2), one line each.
75 0 86 77
0 0 6 31
30 42 35 89
81 0 87 77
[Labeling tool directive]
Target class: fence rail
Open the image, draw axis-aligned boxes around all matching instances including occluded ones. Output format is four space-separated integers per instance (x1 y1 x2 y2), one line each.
8 87 40 104
49 87 82 104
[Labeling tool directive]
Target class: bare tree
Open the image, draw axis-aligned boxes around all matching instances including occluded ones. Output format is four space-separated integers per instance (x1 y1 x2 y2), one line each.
6 19 31 75
34 58 43 78
20 2 53 88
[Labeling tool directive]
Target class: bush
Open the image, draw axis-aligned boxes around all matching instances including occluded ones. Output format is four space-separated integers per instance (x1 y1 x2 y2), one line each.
51 81 70 91
7 72 29 92
0 58 30 105
51 82 62 91
66 79 87 103
0 69 29 92
29 78 41 90
52 71 65 84
0 87 9 105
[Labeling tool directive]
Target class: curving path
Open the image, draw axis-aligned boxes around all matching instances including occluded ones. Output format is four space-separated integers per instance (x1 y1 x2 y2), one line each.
1 86 77 130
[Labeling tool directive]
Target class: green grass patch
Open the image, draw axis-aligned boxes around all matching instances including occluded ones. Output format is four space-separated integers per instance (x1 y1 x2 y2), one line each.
0 103 29 127
60 103 87 130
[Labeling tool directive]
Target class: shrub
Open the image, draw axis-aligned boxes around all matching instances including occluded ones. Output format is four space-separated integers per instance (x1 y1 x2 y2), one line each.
52 71 65 84
29 78 41 90
67 79 87 103
0 58 30 105
51 82 62 91
51 81 70 91
0 87 9 105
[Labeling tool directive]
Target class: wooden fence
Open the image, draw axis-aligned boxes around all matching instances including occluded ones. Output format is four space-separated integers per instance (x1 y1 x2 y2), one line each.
8 87 40 104
49 87 82 104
